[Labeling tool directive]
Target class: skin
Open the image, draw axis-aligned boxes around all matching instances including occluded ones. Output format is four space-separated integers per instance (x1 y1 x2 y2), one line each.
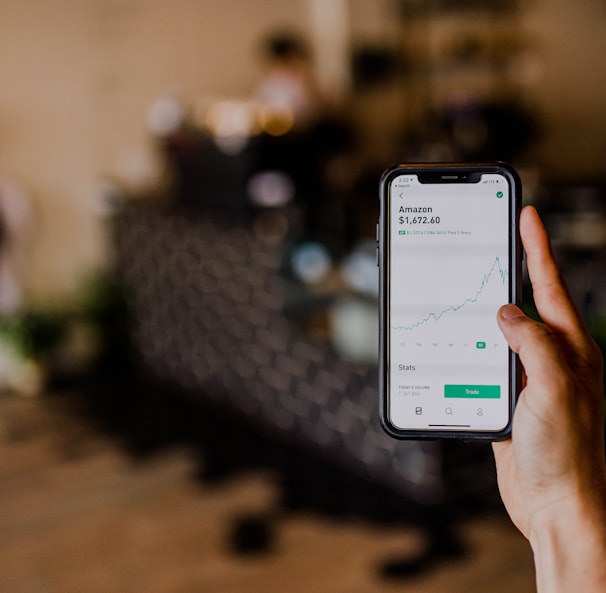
493 205 606 591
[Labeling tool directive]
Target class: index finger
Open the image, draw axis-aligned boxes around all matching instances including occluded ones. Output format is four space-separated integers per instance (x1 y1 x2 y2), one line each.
521 205 589 349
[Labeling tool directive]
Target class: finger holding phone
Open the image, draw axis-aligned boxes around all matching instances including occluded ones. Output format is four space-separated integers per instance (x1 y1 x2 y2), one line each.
493 205 606 592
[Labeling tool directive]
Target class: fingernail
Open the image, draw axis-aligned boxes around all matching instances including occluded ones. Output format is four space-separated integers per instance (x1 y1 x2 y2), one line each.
501 304 524 320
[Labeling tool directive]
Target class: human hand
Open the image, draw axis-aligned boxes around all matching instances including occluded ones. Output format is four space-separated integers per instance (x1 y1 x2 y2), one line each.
493 205 606 591
494 205 605 535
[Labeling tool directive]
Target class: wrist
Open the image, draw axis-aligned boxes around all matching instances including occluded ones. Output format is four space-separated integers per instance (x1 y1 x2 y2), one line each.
529 488 606 593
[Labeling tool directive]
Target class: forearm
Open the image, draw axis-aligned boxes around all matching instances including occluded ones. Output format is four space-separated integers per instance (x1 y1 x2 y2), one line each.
530 494 606 592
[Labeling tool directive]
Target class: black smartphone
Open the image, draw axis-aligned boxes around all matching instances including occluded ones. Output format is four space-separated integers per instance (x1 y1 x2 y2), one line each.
379 163 522 440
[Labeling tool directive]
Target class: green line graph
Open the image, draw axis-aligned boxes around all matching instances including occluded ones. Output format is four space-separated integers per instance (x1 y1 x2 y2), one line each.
392 256 508 331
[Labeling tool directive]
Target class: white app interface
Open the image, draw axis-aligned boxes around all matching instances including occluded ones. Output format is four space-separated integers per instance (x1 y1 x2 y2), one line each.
388 174 511 431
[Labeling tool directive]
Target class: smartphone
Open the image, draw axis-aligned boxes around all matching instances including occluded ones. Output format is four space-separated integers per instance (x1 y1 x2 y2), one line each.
379 163 522 440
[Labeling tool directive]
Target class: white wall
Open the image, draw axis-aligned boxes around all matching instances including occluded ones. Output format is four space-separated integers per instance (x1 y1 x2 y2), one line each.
0 0 310 303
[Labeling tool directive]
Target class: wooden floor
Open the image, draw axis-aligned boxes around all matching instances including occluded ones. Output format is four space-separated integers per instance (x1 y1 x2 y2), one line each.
0 391 536 593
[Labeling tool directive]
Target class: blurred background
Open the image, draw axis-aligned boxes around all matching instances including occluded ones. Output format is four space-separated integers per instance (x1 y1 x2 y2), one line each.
1 0 606 591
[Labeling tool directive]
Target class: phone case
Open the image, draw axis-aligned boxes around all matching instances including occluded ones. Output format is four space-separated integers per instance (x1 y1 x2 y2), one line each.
378 162 522 440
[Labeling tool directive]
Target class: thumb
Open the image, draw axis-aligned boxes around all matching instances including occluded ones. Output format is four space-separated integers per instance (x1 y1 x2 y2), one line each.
497 304 569 383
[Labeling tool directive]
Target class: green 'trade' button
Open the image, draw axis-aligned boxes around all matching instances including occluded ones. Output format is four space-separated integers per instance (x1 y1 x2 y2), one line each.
444 384 501 399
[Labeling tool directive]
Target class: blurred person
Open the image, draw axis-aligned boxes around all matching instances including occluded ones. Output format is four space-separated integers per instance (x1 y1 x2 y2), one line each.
493 205 606 592
252 31 324 131
250 32 324 235
250 31 354 241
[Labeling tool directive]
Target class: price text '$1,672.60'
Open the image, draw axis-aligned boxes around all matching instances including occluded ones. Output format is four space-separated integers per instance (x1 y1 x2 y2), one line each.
399 216 441 224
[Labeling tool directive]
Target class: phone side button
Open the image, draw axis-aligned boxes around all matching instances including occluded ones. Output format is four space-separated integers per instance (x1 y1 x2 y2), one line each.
376 245 379 267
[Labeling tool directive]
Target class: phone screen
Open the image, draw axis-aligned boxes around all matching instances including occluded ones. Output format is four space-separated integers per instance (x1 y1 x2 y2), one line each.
381 166 519 436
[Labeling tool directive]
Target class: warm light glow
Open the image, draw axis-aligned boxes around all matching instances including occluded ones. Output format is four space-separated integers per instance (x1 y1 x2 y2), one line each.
258 104 294 136
205 99 257 153
205 100 256 137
